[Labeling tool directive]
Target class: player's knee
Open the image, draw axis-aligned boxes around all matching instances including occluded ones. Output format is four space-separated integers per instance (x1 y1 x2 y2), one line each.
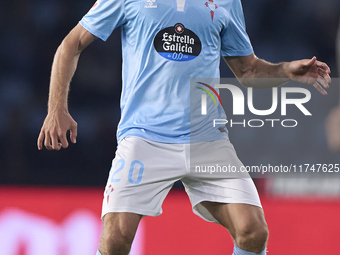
100 229 134 255
99 215 136 255
235 218 268 251
100 233 133 255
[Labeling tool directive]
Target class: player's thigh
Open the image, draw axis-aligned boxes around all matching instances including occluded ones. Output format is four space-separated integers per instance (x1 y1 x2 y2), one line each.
201 202 267 239
100 212 142 246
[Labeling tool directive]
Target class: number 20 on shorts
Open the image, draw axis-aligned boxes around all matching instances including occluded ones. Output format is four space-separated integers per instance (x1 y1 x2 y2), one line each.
110 159 145 185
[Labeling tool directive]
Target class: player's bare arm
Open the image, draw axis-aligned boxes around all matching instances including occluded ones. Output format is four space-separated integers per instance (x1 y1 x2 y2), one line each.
37 24 96 151
224 53 331 95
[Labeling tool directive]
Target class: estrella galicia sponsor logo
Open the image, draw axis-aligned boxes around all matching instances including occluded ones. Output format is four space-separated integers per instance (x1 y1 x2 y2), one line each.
154 23 202 61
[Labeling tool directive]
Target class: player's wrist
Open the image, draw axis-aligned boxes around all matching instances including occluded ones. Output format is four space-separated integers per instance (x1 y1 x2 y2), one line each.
47 103 69 115
280 62 292 80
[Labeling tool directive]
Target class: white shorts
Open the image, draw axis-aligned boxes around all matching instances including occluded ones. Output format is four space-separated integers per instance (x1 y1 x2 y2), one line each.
102 136 262 223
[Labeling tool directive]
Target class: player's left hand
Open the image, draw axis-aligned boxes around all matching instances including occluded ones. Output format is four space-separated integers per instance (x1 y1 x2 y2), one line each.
286 56 331 95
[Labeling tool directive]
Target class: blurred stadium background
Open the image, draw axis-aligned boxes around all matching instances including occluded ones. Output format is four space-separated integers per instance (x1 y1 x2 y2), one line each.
0 0 340 254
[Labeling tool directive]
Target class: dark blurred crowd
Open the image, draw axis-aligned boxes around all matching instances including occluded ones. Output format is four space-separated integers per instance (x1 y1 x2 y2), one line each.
0 0 339 186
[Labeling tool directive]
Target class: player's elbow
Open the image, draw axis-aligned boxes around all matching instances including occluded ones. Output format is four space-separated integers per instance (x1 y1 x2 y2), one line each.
58 36 81 57
237 69 256 88
60 24 93 56
231 57 259 88
238 77 251 88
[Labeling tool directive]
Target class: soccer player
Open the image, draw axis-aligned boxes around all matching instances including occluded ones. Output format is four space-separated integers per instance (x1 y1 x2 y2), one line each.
37 0 331 254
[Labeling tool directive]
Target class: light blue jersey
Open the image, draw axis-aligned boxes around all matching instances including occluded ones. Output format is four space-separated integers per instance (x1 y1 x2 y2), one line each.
80 0 253 144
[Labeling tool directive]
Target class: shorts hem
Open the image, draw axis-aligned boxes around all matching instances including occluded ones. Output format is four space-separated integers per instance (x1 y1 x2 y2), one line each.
101 207 162 219
192 198 262 224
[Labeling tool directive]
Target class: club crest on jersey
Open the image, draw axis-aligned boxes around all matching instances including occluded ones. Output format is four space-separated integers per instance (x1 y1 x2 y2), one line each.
145 0 157 8
205 0 218 21
105 184 114 204
153 23 202 62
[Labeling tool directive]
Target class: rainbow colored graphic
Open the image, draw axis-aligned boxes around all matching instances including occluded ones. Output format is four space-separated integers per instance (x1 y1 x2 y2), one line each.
196 82 222 106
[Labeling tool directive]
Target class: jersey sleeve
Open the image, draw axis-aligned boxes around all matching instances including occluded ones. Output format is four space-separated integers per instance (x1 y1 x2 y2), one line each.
79 0 126 41
220 0 253 57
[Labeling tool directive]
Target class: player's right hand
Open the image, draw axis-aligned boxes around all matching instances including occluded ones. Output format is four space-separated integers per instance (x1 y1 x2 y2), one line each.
37 110 77 151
